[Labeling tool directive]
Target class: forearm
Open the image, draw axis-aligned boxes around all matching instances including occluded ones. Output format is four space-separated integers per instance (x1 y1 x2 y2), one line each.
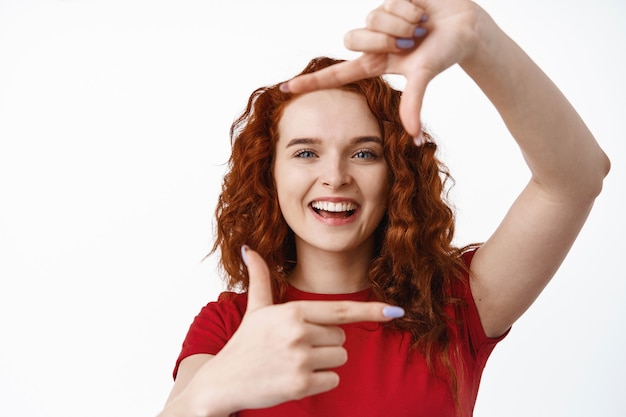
158 388 232 417
460 7 610 198
158 355 237 417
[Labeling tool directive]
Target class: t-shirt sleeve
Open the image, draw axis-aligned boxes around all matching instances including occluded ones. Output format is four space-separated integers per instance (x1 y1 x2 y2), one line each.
172 292 247 379
458 248 509 362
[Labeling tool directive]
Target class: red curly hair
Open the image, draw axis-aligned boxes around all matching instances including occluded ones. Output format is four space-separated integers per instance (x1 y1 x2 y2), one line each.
212 56 475 405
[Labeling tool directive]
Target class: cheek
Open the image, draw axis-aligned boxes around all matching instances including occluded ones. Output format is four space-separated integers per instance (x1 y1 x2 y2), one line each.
273 161 287 200
273 177 287 209
376 166 392 199
273 171 300 210
363 169 391 217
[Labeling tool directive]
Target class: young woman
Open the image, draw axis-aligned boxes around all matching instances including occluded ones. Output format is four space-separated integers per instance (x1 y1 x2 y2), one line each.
159 0 610 416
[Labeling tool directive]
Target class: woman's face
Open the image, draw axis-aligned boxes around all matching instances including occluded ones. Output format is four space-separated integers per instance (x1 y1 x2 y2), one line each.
273 89 390 255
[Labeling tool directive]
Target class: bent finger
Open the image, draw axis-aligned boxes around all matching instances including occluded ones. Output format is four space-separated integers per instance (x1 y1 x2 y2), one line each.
344 29 413 54
365 8 419 39
309 346 348 370
383 0 425 24
304 323 346 347
293 371 340 399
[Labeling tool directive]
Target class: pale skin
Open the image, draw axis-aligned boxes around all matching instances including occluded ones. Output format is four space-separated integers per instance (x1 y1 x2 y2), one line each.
158 0 610 416
274 88 391 294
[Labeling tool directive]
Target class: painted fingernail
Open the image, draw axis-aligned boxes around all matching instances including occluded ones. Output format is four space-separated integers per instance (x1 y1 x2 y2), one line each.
241 245 250 266
383 306 405 318
279 83 291 93
413 27 427 38
420 14 429 23
396 38 415 49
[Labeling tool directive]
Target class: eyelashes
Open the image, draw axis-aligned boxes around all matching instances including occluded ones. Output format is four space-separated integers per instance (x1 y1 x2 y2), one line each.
293 148 317 159
353 149 379 159
292 148 380 160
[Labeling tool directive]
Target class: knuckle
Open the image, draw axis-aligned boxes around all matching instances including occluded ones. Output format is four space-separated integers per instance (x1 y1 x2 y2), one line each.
383 0 400 12
282 302 304 321
283 349 310 368
333 303 351 323
365 10 381 28
407 10 423 25
289 350 309 369
287 325 308 345
343 31 356 49
289 376 313 399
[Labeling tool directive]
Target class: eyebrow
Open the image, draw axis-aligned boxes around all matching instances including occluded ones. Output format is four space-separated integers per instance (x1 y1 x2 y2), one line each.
285 136 383 148
285 138 321 148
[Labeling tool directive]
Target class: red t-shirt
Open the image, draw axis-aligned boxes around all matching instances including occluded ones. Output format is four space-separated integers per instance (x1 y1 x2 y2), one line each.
174 250 507 416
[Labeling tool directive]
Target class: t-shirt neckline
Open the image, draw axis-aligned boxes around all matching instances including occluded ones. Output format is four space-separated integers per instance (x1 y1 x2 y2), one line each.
286 284 372 302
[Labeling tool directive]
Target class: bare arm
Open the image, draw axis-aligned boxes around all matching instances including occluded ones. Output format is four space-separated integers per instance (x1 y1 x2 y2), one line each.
159 354 216 417
283 0 610 338
459 11 610 337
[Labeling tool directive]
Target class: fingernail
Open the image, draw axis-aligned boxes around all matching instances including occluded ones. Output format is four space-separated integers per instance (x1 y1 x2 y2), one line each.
279 83 291 93
413 132 424 147
241 245 250 266
420 14 429 23
396 38 415 49
383 306 405 318
413 27 427 38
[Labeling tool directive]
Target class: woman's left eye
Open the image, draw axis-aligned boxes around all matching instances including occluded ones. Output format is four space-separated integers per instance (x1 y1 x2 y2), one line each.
353 149 377 159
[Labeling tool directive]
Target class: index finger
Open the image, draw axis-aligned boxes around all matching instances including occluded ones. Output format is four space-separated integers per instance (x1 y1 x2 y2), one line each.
287 300 405 325
281 55 387 94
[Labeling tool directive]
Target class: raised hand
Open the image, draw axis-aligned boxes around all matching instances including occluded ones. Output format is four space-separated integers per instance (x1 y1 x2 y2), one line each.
281 0 485 136
176 246 404 416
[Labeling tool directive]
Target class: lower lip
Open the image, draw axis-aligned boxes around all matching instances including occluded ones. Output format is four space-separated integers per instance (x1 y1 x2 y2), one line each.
309 206 359 226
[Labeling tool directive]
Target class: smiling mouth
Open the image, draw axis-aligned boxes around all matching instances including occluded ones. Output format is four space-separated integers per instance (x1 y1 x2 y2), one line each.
311 201 357 219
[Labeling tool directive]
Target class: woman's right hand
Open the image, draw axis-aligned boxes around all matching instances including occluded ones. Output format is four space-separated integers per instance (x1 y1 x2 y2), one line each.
162 247 403 417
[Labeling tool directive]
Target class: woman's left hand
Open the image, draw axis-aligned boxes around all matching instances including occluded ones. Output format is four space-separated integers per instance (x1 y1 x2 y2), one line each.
282 0 486 136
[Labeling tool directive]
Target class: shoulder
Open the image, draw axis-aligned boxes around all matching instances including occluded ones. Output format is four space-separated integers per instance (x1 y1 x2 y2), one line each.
446 246 479 297
461 246 479 268
173 291 248 379
182 291 250 350
447 247 508 350
195 291 248 326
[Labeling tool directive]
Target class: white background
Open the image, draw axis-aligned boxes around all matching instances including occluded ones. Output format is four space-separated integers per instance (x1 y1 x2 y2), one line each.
0 0 624 416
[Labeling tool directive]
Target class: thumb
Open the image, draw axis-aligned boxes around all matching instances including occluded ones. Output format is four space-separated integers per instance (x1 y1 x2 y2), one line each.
399 71 430 138
241 245 274 313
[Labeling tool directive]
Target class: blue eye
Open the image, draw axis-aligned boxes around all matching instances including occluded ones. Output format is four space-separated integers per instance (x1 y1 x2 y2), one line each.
294 149 317 158
354 149 377 159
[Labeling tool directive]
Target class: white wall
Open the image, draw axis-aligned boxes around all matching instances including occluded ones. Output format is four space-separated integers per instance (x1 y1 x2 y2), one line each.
0 0 624 416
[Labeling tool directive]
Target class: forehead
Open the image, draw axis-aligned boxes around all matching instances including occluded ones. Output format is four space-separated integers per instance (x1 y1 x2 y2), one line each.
277 89 381 142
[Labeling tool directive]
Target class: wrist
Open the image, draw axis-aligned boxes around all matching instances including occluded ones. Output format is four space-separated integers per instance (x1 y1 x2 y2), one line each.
158 386 234 417
458 4 502 70
458 6 526 98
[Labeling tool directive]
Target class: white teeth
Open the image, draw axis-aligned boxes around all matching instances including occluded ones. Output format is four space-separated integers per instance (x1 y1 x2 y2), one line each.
311 201 357 212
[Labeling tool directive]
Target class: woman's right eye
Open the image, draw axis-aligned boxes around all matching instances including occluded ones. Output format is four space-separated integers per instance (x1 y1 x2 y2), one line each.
294 149 317 158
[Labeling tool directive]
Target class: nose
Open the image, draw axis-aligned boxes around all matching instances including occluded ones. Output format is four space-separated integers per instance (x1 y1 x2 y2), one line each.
320 157 352 189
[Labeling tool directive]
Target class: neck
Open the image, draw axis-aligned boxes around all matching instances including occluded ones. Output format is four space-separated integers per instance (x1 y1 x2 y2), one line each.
288 239 374 294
